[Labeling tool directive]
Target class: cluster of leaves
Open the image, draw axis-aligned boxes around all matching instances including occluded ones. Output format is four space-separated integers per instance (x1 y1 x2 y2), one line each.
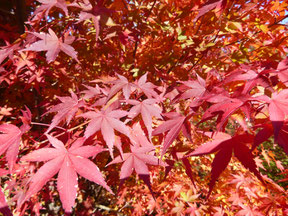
0 0 288 215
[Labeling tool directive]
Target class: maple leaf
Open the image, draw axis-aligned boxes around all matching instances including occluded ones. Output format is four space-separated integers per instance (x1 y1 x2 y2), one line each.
185 203 202 215
152 112 193 156
186 132 264 198
276 57 288 83
73 0 114 41
0 169 12 216
21 135 112 213
81 84 102 99
20 106 32 133
129 123 155 149
229 173 251 190
23 29 78 63
254 123 288 156
194 0 227 22
134 73 158 99
228 193 245 206
127 99 162 139
14 52 36 74
213 207 226 216
107 124 161 193
252 124 273 151
0 106 12 121
236 203 263 216
268 89 288 140
107 74 135 100
0 108 31 172
0 188 12 216
34 0 68 18
0 44 19 65
79 106 130 156
224 66 271 94
45 92 83 134
0 124 23 172
201 94 253 131
177 75 206 100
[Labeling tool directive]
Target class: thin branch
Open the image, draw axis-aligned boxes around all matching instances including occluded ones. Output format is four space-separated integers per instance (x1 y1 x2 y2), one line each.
31 122 66 131
37 120 91 144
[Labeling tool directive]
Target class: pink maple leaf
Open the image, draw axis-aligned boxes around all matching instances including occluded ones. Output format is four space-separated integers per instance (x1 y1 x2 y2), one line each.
268 89 288 139
277 57 288 83
0 106 31 171
134 73 158 99
34 0 68 18
127 99 162 139
0 44 20 65
45 92 83 134
107 74 135 100
107 123 162 193
23 28 78 63
14 52 36 74
81 84 102 99
80 106 130 156
236 203 262 216
0 124 23 172
152 112 193 156
0 169 12 216
21 135 112 213
129 123 155 149
0 188 11 216
194 0 227 22
178 75 206 100
201 93 253 131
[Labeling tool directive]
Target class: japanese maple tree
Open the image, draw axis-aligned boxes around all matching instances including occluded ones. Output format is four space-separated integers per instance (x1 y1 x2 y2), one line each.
0 0 288 215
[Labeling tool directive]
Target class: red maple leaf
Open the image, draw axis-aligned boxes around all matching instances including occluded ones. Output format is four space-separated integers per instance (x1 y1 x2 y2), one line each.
186 132 264 198
224 66 271 94
73 0 114 41
253 123 288 156
23 29 78 63
21 135 112 213
201 93 253 131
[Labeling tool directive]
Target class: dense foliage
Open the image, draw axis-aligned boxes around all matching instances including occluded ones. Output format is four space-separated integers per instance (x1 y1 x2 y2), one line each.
0 0 288 215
